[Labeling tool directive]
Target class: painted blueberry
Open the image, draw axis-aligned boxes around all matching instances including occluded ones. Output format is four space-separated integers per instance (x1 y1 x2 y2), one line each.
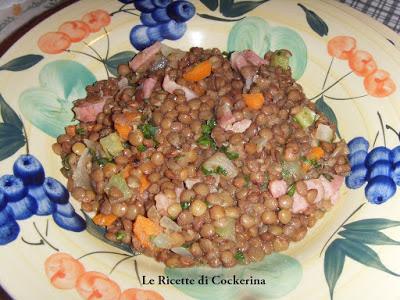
345 165 368 189
43 177 69 204
0 175 27 202
152 0 172 8
367 161 393 180
166 1 195 22
365 146 393 167
348 150 367 168
140 12 158 26
55 202 75 217
130 25 154 50
365 175 396 204
0 209 14 227
392 145 400 164
152 8 171 22
347 137 369 154
6 195 37 220
159 20 187 40
0 221 20 245
0 190 7 211
134 0 156 13
28 185 56 216
52 212 86 232
13 154 45 186
391 162 400 186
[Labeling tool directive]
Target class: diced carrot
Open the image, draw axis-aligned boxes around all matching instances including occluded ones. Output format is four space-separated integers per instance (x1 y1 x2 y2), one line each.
133 215 162 249
307 147 325 160
122 165 131 179
114 112 140 140
65 125 76 137
139 175 150 193
243 93 265 110
92 214 117 226
183 60 212 81
115 123 131 140
302 162 312 172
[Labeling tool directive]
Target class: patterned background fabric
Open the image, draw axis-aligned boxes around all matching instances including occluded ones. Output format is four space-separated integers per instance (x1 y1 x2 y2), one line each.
340 0 400 33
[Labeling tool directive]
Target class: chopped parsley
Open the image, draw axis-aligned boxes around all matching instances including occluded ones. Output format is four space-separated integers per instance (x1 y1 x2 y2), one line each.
201 165 228 176
260 172 269 191
234 250 245 263
182 242 191 249
137 144 147 152
219 145 239 160
197 119 217 150
94 157 113 167
181 202 191 210
301 156 321 168
115 231 126 241
76 126 85 135
222 51 234 60
244 174 250 188
138 123 157 139
62 154 71 170
287 184 296 197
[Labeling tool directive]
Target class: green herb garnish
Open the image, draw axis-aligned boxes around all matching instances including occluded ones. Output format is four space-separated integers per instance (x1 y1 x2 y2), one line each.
138 123 157 139
62 154 71 170
76 127 85 135
244 174 250 188
287 184 296 197
301 156 321 168
201 165 227 176
234 250 245 263
220 145 239 160
181 202 191 210
222 51 234 60
116 231 126 241
270 49 292 70
182 242 191 249
197 119 217 150
137 144 147 152
94 157 112 167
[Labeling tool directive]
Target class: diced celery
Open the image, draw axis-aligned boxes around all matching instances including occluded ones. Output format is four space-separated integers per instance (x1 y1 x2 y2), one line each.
107 173 132 200
214 217 236 241
294 107 318 129
100 132 124 157
270 49 292 70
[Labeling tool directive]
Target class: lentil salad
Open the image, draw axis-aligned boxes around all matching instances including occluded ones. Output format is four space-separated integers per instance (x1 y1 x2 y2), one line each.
53 42 351 268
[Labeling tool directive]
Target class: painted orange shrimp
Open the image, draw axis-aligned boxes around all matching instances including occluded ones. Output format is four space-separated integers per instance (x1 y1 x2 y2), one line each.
76 271 121 300
44 252 85 289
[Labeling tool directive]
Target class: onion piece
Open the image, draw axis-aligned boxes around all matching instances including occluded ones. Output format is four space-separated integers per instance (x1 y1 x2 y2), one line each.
72 148 92 189
171 247 193 257
152 233 173 249
160 43 185 58
202 153 238 178
214 217 236 241
315 124 334 142
160 216 181 232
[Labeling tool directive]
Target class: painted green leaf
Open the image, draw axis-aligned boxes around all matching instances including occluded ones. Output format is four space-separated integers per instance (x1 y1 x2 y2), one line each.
227 17 307 79
82 211 140 256
0 54 43 72
315 96 341 138
197 14 245 22
0 94 23 129
338 238 400 276
105 51 136 77
339 230 400 246
19 60 96 137
298 3 328 37
200 0 218 11
164 253 302 300
343 218 400 231
220 0 270 17
0 123 25 161
324 239 345 300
